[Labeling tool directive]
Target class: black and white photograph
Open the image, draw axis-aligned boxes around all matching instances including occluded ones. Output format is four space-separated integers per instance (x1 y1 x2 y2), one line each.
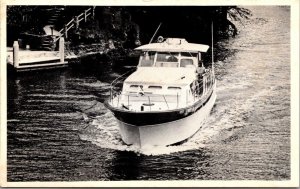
0 0 299 187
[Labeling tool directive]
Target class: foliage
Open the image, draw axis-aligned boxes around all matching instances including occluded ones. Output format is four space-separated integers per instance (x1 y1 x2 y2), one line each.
7 6 251 50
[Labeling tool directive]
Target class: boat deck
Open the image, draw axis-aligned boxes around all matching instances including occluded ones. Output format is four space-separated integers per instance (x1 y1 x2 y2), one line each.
110 93 202 112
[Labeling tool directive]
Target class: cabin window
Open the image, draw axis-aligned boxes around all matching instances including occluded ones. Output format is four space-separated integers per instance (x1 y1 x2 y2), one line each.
155 52 179 67
139 52 155 67
130 85 139 88
148 86 162 89
168 86 181 90
180 59 194 67
155 62 178 67
156 52 179 62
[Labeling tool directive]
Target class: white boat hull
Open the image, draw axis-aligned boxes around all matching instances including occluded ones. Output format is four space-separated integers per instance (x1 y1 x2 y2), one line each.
116 88 217 148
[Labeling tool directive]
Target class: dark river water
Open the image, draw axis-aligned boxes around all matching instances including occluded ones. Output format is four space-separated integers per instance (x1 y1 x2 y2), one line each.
7 6 290 181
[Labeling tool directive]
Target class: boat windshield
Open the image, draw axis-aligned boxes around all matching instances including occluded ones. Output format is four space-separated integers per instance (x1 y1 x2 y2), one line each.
138 52 198 68
155 52 179 67
139 52 155 67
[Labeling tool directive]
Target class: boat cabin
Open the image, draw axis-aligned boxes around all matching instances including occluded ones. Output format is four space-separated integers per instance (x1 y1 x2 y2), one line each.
110 38 214 112
136 38 209 68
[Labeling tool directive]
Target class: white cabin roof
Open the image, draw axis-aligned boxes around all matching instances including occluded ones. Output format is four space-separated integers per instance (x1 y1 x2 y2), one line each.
124 67 195 86
135 38 209 53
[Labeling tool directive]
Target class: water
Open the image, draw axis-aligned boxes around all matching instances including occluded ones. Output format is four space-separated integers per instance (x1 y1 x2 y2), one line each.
7 6 290 181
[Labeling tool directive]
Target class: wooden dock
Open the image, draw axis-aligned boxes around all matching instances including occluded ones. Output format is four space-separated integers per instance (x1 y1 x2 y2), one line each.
7 38 77 72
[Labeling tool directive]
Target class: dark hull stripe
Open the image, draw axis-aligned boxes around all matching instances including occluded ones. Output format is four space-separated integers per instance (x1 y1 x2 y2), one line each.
18 60 66 66
16 64 68 72
105 86 214 126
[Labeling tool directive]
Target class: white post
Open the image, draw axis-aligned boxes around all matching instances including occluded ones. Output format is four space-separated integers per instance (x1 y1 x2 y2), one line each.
75 16 79 29
13 41 19 68
59 37 65 63
92 6 95 19
64 25 68 39
84 10 87 22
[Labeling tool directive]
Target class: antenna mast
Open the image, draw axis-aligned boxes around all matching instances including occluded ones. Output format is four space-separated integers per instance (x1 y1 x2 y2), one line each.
149 22 162 44
211 21 215 73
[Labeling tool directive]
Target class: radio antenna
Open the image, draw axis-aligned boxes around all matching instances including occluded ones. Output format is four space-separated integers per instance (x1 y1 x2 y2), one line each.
211 21 215 73
149 22 162 44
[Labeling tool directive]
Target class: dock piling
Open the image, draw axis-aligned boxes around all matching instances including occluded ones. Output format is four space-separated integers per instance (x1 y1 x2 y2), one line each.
13 41 19 68
75 16 79 29
64 25 68 39
59 37 65 63
84 10 87 22
92 7 95 19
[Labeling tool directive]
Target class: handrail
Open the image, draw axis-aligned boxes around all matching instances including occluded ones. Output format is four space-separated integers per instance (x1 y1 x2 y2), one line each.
66 18 74 28
111 70 132 88
109 68 215 112
20 33 47 37
163 95 169 109
54 6 95 42
109 87 213 112
110 75 208 108
148 96 151 111
110 68 136 102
